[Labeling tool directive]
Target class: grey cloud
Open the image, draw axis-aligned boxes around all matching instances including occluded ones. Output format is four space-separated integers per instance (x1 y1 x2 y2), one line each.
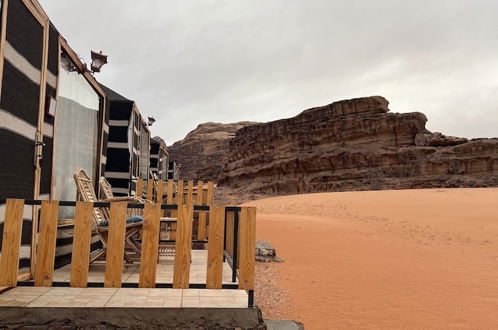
40 0 498 143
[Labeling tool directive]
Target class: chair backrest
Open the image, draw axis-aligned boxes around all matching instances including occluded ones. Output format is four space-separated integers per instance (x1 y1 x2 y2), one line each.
74 168 107 229
99 176 114 200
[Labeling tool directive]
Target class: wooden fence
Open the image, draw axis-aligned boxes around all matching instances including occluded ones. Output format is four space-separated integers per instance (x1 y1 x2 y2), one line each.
0 199 255 292
136 179 215 241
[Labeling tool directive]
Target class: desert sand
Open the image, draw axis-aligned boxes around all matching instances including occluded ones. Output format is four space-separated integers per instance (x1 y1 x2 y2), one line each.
244 188 498 329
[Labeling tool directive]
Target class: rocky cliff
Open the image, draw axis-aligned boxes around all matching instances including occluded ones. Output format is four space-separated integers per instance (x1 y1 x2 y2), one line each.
167 121 258 180
219 96 498 193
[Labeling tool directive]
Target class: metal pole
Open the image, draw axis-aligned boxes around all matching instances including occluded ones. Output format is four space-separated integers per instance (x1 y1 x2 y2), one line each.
223 208 227 262
232 210 239 283
247 290 254 308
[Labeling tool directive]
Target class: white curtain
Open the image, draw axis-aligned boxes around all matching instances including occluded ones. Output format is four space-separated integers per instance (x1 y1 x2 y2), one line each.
53 53 100 219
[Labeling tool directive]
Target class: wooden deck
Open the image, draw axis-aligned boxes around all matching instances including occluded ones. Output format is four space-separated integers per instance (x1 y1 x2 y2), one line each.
0 251 247 308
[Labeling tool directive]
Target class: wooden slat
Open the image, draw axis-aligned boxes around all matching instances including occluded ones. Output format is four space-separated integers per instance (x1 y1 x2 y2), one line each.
197 181 206 240
156 180 164 203
0 199 24 287
166 180 174 204
237 207 256 290
176 180 184 205
226 211 235 257
69 202 93 288
207 181 214 205
171 180 183 221
147 179 154 201
206 206 225 289
139 203 161 288
104 202 127 288
172 204 193 289
34 201 59 287
186 180 194 205
136 178 143 198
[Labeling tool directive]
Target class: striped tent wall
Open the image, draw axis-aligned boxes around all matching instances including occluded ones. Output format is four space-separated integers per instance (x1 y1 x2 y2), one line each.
0 0 46 272
150 137 169 180
150 139 159 176
100 83 134 197
40 22 59 198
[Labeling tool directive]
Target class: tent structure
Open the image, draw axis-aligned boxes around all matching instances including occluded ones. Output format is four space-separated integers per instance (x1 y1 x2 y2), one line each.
100 84 151 197
0 0 108 271
149 136 169 180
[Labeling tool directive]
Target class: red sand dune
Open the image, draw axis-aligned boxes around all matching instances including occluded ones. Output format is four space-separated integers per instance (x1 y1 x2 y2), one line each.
244 188 498 329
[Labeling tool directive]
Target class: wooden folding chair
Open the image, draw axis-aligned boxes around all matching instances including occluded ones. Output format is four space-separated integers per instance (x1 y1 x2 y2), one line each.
74 168 144 264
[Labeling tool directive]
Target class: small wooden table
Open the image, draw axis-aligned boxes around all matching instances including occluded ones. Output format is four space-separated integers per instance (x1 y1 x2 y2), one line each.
159 217 177 256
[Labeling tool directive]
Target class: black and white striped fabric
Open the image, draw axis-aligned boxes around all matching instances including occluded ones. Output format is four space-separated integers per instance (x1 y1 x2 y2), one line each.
0 0 48 271
100 84 135 196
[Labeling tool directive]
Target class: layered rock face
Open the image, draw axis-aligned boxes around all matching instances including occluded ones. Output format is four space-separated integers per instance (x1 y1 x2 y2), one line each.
167 121 258 180
220 96 498 193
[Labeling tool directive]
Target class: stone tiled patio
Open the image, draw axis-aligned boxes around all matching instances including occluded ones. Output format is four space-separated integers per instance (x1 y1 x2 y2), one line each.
0 250 248 309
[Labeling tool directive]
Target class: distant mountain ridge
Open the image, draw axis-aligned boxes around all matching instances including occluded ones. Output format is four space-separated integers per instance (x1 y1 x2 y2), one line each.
168 96 498 194
167 121 258 180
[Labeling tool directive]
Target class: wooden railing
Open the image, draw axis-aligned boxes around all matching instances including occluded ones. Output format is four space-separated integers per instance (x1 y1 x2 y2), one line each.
136 179 215 241
0 199 255 293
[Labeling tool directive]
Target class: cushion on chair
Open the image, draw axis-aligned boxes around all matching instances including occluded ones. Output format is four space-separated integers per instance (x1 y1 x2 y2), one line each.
99 216 143 227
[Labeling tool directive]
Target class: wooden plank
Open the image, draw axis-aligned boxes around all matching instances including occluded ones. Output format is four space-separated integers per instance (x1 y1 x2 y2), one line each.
104 202 128 288
0 199 24 287
196 181 204 205
136 178 143 198
176 180 184 205
156 180 164 203
172 205 193 289
186 180 194 205
197 181 206 240
206 206 225 289
170 180 183 221
34 201 59 287
166 180 174 204
139 203 161 288
0 0 9 98
204 182 214 239
237 207 256 290
69 202 93 288
147 179 154 201
207 181 214 205
225 211 235 257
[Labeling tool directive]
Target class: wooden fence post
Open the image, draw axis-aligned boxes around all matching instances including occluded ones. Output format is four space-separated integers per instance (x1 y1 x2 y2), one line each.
104 202 127 288
34 201 59 287
197 181 206 240
70 202 94 288
237 207 256 290
136 178 143 198
166 180 174 204
206 206 225 289
147 179 154 201
139 203 161 288
0 199 25 287
156 180 164 203
173 204 193 289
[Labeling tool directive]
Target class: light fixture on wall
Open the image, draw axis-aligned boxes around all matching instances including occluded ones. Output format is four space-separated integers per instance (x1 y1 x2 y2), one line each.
147 116 156 126
90 50 108 73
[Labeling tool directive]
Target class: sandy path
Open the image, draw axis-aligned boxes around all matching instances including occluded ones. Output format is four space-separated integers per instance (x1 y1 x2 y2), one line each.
244 188 498 329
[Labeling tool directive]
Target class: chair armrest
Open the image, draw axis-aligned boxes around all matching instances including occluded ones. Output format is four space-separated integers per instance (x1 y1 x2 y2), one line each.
101 196 148 203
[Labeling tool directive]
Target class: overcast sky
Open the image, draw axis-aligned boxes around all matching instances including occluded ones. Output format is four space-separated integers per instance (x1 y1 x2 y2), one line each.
39 0 498 144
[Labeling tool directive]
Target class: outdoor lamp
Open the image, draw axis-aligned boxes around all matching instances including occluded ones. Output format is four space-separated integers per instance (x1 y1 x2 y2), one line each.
148 116 156 126
90 50 108 73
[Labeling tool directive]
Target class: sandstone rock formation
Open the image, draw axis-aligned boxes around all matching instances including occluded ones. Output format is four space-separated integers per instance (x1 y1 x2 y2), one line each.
219 96 498 193
167 121 258 180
